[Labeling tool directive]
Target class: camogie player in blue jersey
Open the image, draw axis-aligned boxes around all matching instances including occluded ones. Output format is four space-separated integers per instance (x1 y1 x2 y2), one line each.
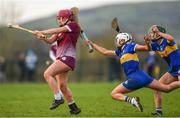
145 25 180 116
85 32 180 112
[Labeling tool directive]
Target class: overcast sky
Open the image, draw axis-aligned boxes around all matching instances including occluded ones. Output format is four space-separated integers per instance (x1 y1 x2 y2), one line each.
0 0 177 24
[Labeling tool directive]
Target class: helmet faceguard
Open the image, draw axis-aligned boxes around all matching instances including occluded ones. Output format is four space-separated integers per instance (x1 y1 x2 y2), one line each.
56 9 72 26
148 25 166 41
115 33 132 49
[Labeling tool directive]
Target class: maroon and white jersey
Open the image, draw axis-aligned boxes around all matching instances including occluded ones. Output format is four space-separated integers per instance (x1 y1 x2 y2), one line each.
56 22 80 59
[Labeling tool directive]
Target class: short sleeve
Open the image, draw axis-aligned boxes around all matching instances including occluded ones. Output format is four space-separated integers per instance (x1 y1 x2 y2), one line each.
66 22 80 33
115 49 121 56
127 43 137 52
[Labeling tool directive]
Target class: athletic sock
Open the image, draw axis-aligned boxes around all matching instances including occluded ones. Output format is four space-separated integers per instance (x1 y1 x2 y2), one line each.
59 90 64 98
156 107 162 113
125 96 133 105
152 107 163 116
54 91 62 100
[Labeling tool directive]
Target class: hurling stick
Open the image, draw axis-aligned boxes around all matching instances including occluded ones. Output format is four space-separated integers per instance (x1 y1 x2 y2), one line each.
7 23 46 38
70 7 94 53
80 30 93 53
111 18 133 40
7 24 34 33
111 17 121 33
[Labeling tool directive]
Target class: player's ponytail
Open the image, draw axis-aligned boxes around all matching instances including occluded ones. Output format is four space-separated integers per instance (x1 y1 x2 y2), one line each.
70 7 79 24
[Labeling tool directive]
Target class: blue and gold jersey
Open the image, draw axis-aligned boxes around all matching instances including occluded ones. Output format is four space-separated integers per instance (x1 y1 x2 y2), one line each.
151 38 180 67
115 42 154 90
115 43 140 76
151 38 180 77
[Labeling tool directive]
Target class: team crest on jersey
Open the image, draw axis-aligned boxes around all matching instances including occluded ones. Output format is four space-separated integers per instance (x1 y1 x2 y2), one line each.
124 80 128 85
160 47 163 51
62 57 67 61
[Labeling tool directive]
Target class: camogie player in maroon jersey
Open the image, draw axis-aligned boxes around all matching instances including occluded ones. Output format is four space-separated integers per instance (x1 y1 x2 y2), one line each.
33 9 81 115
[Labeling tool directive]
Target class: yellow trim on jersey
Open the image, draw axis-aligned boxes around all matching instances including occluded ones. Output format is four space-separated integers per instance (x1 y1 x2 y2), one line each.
120 53 139 64
157 44 178 57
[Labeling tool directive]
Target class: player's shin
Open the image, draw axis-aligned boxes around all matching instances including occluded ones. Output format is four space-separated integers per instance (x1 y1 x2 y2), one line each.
168 80 180 91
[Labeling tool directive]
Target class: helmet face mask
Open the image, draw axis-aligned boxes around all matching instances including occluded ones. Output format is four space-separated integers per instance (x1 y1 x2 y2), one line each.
149 32 161 41
115 38 125 48
56 9 72 26
148 25 166 41
115 33 132 49
58 17 69 26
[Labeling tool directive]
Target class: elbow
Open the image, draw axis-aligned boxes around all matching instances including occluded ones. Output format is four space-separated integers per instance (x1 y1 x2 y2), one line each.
168 37 174 42
44 40 53 44
163 34 174 42
45 38 56 44
48 42 53 44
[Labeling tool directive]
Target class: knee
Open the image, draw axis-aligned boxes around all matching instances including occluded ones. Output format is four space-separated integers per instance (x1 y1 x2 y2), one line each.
166 87 171 93
163 86 171 93
43 71 51 80
110 91 116 100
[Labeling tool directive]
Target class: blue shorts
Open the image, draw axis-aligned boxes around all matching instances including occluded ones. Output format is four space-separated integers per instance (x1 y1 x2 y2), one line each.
168 65 180 77
122 70 154 90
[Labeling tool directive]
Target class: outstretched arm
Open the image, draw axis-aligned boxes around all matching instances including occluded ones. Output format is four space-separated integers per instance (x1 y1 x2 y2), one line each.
33 25 70 43
40 26 69 35
135 35 151 51
33 26 69 35
86 41 116 57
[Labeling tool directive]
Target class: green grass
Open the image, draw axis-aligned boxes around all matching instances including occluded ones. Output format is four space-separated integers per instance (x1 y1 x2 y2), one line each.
0 82 180 117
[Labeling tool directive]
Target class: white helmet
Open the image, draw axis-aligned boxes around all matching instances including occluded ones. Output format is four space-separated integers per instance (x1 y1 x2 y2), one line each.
115 33 132 47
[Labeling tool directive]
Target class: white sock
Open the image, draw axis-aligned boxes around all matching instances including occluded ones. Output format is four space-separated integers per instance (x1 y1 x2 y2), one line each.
54 91 62 100
68 101 75 105
59 90 64 98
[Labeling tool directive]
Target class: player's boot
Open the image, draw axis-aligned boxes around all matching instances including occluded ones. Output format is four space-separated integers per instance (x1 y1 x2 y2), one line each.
68 103 81 115
49 99 65 110
152 110 163 116
132 97 143 112
70 107 81 115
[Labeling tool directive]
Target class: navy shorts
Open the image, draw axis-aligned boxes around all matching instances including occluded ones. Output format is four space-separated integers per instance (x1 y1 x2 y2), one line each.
122 70 154 90
168 65 180 77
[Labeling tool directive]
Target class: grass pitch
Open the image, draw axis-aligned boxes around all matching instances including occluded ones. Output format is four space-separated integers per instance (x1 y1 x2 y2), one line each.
0 82 180 117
